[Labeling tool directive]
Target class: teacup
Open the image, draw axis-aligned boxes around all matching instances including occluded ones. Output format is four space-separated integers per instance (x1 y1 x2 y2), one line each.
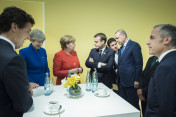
48 101 60 112
98 88 107 96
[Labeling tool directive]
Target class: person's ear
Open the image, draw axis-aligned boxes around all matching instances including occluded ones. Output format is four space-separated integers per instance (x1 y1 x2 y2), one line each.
66 43 69 48
11 23 17 32
122 34 126 39
164 35 172 44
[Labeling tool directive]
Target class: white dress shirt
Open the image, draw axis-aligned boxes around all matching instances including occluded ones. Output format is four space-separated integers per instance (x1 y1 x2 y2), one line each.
158 49 176 62
0 35 15 50
98 46 106 68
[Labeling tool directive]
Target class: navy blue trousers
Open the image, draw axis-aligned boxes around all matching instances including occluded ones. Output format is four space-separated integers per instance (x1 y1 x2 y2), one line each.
118 86 139 110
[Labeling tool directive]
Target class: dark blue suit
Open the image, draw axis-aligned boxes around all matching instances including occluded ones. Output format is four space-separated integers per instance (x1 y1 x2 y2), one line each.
145 51 176 117
85 46 115 88
118 39 143 109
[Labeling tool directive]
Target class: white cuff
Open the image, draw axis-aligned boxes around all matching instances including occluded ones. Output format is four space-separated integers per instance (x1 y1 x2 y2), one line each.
98 62 101 68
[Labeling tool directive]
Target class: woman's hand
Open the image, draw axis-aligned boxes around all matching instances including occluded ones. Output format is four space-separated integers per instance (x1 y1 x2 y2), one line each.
78 67 83 74
69 68 79 74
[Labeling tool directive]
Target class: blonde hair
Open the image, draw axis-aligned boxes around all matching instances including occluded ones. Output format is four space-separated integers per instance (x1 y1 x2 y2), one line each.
60 35 75 49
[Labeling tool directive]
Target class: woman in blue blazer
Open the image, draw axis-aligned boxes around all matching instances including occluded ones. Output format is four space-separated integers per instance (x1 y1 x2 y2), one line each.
19 29 50 87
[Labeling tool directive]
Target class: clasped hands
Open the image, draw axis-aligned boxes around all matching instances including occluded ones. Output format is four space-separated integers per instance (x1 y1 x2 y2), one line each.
69 67 83 74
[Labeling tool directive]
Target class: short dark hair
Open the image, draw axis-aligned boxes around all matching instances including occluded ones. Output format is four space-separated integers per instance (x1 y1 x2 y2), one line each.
0 6 35 33
94 33 107 44
107 38 116 47
154 24 176 47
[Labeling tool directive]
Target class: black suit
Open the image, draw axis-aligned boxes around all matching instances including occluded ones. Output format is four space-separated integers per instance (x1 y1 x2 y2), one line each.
139 56 158 117
112 50 118 84
0 39 33 117
85 46 115 88
145 51 176 117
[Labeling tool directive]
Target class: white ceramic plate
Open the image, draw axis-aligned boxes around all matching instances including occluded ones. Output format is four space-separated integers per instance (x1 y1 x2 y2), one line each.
94 91 110 97
43 105 64 115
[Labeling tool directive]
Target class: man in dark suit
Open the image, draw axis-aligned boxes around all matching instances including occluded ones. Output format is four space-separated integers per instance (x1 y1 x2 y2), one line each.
137 56 158 117
145 24 176 117
0 7 35 117
85 33 115 88
107 38 119 92
115 29 143 109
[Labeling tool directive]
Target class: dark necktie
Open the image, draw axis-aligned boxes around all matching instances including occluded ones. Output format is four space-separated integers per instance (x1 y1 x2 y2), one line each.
99 50 102 57
150 57 158 68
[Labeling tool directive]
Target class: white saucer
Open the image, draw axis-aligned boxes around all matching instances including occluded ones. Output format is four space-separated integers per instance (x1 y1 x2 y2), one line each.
43 105 64 115
94 91 110 97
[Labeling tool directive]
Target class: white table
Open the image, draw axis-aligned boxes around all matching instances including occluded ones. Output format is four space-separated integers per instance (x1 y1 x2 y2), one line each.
24 83 140 117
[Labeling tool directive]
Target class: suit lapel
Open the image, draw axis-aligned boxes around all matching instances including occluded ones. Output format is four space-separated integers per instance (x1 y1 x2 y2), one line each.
118 40 131 64
101 47 108 58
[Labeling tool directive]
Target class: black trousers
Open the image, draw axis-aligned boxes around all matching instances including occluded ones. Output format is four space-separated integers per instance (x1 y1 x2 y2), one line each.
141 100 147 117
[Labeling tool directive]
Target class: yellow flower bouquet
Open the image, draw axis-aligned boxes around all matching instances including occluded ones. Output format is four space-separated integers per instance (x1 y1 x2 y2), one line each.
62 74 81 88
61 74 82 98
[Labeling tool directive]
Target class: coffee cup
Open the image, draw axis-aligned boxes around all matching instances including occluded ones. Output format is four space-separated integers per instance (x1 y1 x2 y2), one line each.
48 101 59 112
98 88 107 96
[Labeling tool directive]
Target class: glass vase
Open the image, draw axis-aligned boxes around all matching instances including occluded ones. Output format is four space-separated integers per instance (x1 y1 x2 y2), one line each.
69 84 82 98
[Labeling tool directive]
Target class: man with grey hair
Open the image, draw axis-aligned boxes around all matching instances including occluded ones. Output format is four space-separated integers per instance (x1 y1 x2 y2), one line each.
145 24 176 117
115 29 143 109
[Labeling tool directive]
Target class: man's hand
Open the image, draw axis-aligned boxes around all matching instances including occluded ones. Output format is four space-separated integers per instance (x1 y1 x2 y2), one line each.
137 89 145 101
101 63 107 66
134 81 139 89
89 58 94 62
30 82 39 89
29 83 34 96
138 94 146 101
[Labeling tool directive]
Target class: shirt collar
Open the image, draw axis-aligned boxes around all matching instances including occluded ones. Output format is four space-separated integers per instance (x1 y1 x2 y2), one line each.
99 46 106 53
0 35 15 50
158 49 176 62
123 39 129 47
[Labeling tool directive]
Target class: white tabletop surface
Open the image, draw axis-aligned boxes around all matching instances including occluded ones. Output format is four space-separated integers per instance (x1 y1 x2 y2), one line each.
24 83 140 117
